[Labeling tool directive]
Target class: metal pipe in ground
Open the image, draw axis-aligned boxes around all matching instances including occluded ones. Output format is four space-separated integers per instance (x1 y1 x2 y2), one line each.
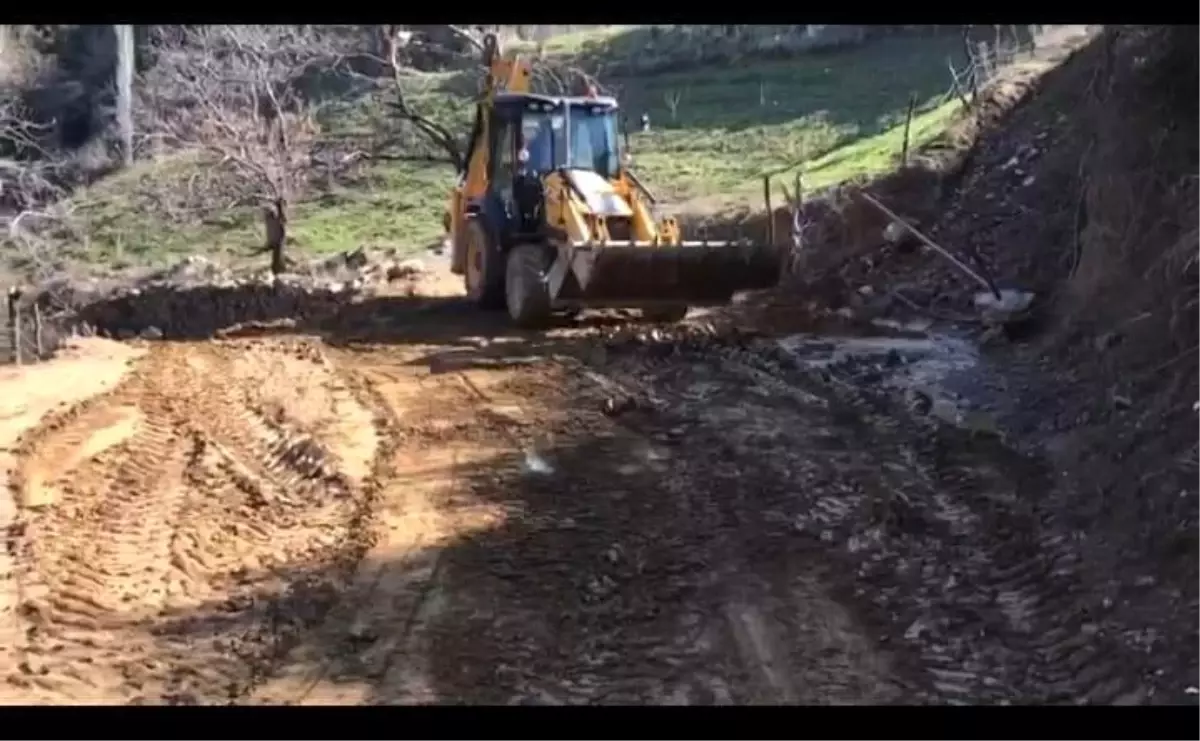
857 191 1003 300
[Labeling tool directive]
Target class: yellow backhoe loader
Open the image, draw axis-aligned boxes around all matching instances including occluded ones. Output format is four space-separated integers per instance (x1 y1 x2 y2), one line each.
444 35 784 327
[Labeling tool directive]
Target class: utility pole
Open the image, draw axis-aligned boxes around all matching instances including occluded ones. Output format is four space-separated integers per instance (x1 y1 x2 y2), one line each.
114 24 135 167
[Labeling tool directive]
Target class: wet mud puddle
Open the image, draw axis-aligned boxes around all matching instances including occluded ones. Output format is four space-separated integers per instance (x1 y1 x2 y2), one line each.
775 320 1013 439
761 318 1194 706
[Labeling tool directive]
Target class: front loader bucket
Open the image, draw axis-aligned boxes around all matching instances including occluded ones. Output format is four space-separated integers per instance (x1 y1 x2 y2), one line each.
549 241 785 308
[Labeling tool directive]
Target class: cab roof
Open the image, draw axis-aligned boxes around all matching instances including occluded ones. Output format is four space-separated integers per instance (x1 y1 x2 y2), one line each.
493 92 619 109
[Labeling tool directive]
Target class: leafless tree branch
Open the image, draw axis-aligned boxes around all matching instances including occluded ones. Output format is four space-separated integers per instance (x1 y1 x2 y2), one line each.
0 96 68 212
137 25 343 274
0 94 78 278
375 25 465 171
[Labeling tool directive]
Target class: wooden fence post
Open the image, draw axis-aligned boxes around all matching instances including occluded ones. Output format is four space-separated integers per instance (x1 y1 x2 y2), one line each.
7 287 22 366
762 175 774 246
33 301 43 360
900 91 919 167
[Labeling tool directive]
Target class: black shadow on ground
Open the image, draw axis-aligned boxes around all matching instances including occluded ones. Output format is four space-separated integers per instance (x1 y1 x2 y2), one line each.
138 387 926 706
125 320 1097 707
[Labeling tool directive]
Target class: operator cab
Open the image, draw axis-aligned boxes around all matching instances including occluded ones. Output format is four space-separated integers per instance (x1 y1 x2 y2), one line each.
488 93 623 236
490 92 621 177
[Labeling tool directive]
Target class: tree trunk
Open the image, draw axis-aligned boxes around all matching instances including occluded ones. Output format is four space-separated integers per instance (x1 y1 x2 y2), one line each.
263 198 288 276
114 24 135 168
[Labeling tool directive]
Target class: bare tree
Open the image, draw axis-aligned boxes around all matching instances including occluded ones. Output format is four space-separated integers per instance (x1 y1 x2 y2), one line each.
361 25 612 171
526 44 607 98
0 97 66 212
114 24 135 168
663 89 684 123
138 25 339 275
373 24 468 171
0 95 78 279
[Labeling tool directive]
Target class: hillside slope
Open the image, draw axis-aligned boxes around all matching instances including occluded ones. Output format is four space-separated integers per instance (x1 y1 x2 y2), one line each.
783 25 1199 696
4 26 985 279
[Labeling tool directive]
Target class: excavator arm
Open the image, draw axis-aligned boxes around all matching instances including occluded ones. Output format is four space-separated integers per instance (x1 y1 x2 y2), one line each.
446 35 532 273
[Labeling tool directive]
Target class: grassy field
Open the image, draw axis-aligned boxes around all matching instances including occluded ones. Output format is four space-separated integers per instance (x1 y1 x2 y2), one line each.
613 33 965 207
40 27 970 271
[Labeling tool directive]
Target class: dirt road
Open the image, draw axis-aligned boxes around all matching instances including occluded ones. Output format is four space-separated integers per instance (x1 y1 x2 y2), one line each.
0 267 1178 705
0 287 902 705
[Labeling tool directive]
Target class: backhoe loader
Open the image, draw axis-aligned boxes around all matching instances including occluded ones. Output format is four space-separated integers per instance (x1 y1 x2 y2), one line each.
444 34 784 328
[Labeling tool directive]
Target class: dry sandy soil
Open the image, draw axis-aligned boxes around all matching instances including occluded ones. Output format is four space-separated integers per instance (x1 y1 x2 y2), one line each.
0 274 909 705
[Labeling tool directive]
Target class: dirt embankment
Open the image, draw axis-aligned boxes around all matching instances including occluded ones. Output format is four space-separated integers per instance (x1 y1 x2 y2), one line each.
674 29 1095 307
724 25 1199 696
994 28 1198 677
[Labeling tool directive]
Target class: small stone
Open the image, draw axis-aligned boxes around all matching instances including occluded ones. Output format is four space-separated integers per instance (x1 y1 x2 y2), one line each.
343 247 369 269
1094 332 1121 352
387 259 424 282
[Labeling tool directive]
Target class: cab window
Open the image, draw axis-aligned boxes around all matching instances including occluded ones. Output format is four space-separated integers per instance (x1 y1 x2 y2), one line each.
491 115 518 200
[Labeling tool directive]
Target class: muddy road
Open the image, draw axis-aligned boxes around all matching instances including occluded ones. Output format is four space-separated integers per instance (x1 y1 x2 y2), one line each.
0 277 1189 705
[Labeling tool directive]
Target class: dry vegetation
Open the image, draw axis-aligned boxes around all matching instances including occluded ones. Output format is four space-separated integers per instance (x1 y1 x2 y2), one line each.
0 24 1047 279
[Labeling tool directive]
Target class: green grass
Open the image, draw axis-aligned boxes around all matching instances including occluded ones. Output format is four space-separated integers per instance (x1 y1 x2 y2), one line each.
64 154 459 271
288 161 456 253
40 27 970 272
508 25 635 56
611 33 965 204
654 98 962 212
54 74 469 270
63 153 255 270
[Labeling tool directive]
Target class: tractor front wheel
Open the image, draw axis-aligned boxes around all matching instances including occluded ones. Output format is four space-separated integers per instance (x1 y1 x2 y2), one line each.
463 218 505 310
505 243 553 329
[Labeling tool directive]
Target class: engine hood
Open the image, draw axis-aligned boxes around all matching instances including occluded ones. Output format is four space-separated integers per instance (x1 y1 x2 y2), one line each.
562 169 633 218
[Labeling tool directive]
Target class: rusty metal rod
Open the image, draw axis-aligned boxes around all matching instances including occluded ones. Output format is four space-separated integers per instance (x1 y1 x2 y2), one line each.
857 192 1002 299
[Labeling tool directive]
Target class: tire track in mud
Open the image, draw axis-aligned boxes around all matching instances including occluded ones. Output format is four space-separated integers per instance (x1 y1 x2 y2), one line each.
238 326 903 706
3 339 385 704
245 344 504 705
565 349 908 705
604 332 1169 704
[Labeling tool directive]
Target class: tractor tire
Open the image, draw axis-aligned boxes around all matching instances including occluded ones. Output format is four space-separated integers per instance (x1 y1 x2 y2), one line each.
642 305 689 323
505 243 553 329
463 217 505 310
